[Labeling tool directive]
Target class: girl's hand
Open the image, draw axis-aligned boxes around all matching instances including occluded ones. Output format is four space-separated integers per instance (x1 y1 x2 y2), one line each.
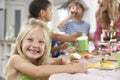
72 62 88 73
61 57 71 65
60 43 68 50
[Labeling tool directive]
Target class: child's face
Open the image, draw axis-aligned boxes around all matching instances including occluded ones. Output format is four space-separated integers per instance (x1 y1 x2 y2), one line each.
22 27 46 61
70 4 84 17
98 0 108 12
75 5 84 17
43 4 52 22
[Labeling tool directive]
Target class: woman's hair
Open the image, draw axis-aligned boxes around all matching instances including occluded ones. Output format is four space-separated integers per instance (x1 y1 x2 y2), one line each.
98 0 120 29
29 0 51 18
12 18 51 65
68 1 85 12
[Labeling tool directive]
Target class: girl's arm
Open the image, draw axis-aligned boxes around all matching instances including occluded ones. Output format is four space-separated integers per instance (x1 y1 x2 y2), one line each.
93 17 102 50
11 55 87 78
47 58 63 65
50 32 80 43
48 57 71 65
51 43 68 53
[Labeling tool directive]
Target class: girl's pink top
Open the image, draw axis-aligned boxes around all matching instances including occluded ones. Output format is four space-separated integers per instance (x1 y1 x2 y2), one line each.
94 14 120 47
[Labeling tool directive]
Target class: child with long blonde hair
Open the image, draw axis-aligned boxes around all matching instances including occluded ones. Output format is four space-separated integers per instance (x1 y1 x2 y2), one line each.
5 18 87 80
94 0 120 50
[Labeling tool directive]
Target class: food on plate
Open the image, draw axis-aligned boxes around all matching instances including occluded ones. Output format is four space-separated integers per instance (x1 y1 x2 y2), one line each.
87 60 117 69
66 46 77 54
70 53 81 60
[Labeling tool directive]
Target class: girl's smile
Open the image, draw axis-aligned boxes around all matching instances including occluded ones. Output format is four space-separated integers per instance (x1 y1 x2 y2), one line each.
22 27 46 61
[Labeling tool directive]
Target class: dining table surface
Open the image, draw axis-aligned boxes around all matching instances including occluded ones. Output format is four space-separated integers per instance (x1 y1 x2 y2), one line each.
48 54 120 80
49 68 120 80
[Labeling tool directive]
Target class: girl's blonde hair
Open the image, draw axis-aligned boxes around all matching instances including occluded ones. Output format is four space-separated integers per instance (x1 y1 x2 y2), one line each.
98 0 120 29
12 18 50 65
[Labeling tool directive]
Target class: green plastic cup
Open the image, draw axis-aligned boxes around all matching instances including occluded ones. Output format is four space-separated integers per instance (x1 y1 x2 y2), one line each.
76 36 88 52
117 51 120 68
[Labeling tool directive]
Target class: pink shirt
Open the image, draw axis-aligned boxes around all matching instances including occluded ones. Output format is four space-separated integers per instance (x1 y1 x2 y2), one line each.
94 15 120 46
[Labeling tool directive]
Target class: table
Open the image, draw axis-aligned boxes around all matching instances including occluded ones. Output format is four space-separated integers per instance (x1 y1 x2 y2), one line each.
49 55 120 80
49 68 120 80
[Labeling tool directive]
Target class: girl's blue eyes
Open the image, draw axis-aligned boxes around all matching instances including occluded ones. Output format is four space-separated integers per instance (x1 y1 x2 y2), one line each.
27 38 45 44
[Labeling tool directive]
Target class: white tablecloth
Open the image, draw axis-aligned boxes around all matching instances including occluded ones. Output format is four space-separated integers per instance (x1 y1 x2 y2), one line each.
49 68 120 80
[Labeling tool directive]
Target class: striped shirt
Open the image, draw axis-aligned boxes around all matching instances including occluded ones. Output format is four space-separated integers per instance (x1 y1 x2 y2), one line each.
60 19 90 36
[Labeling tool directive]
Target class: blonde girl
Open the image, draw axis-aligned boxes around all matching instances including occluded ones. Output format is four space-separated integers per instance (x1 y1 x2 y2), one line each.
6 18 87 80
94 0 120 50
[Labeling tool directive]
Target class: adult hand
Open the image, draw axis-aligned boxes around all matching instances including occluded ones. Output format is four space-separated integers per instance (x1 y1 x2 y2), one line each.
92 48 100 55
